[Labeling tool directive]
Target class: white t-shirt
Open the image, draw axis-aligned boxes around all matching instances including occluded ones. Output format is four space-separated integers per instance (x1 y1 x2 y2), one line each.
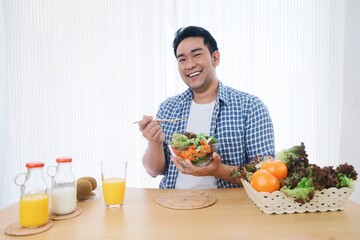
175 100 217 189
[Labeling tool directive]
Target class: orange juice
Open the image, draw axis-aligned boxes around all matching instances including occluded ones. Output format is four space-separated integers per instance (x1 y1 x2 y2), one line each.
20 193 49 228
102 178 126 206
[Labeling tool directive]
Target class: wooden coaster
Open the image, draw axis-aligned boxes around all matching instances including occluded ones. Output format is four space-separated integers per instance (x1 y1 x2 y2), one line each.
156 190 217 210
4 220 54 236
50 207 82 220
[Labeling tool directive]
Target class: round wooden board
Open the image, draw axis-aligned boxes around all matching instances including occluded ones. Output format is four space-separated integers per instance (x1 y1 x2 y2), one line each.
5 220 54 236
156 190 217 210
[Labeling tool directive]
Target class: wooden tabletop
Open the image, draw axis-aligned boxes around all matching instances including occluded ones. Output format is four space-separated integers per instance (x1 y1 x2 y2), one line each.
1 188 360 240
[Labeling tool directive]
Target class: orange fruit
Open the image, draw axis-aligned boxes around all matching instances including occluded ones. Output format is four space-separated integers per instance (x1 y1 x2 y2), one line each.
250 169 280 193
260 159 288 179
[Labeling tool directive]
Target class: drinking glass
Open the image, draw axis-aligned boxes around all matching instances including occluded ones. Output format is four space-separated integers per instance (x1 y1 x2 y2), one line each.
101 160 127 208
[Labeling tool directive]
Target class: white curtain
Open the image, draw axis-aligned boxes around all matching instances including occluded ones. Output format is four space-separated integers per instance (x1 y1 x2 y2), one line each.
1 0 347 208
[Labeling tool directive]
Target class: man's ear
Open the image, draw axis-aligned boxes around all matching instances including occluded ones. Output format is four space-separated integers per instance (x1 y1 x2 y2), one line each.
212 50 220 67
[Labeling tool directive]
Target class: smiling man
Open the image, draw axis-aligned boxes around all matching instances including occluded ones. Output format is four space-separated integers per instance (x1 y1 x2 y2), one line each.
138 26 275 189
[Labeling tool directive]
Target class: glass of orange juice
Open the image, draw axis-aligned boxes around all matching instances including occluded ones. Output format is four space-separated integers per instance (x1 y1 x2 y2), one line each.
101 160 127 208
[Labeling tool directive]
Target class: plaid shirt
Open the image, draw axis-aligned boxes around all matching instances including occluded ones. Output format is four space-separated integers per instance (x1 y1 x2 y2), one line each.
157 81 275 188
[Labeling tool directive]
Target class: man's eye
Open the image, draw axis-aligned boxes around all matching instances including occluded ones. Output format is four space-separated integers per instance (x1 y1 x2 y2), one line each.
194 53 202 57
178 58 185 63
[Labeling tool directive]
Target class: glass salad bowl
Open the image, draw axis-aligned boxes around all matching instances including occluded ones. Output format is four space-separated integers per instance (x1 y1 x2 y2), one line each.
168 132 218 167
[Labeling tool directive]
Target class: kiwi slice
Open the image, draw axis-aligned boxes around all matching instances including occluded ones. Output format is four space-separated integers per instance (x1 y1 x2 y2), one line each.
79 176 97 191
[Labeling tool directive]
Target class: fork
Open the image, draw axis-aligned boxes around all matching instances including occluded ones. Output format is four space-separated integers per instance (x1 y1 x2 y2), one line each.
132 118 185 124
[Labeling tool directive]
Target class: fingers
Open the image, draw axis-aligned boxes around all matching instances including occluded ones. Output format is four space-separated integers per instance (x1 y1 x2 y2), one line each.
138 115 153 130
149 123 161 137
179 159 191 169
146 123 163 141
171 157 191 172
212 152 221 162
138 116 165 143
150 125 165 142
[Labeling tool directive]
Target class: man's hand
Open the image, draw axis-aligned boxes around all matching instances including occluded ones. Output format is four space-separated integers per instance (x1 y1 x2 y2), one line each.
171 152 242 185
138 115 165 143
138 115 166 177
171 152 222 177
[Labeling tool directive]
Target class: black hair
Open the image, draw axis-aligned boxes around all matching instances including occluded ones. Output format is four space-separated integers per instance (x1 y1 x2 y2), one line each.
172 26 218 57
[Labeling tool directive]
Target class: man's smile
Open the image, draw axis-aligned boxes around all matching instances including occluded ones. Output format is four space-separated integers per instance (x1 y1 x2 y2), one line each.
187 71 201 78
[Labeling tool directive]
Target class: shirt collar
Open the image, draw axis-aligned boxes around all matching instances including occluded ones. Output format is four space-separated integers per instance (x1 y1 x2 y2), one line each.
217 81 229 106
178 80 229 106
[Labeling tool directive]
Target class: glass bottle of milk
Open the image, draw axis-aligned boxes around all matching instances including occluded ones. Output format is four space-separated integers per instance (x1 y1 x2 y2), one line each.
49 157 77 215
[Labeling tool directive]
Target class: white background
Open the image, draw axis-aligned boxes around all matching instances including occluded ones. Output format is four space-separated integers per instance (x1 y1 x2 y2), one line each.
1 0 359 208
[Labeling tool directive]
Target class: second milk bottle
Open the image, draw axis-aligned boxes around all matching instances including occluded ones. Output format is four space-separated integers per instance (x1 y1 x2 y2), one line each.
49 157 77 215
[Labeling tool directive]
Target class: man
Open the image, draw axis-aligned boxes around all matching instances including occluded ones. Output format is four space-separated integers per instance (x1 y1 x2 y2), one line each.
138 26 275 189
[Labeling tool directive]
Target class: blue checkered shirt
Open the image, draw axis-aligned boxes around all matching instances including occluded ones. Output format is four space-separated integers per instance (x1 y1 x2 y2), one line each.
156 81 275 188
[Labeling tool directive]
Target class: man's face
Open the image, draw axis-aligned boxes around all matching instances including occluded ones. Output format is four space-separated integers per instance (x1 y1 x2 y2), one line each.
176 37 219 93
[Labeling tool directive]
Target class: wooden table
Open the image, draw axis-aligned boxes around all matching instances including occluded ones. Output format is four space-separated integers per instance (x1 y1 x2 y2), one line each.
1 188 360 240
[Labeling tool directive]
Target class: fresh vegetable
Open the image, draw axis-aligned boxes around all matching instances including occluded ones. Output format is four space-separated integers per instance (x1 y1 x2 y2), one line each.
275 143 309 167
250 169 280 193
172 140 211 161
168 132 218 166
280 177 315 203
260 159 288 180
276 143 311 189
232 143 358 203
277 144 357 203
230 155 260 181
169 132 217 149
336 163 358 188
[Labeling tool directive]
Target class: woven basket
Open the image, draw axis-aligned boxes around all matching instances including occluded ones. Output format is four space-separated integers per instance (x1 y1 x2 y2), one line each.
241 179 355 214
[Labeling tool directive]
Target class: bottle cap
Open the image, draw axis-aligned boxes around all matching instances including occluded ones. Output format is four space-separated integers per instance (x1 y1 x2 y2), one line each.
26 162 45 168
56 157 73 163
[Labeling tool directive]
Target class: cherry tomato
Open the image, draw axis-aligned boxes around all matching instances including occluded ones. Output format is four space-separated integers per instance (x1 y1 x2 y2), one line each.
250 169 280 193
260 159 288 179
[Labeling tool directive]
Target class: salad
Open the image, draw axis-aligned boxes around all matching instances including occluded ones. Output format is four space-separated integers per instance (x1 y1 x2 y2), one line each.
168 132 218 167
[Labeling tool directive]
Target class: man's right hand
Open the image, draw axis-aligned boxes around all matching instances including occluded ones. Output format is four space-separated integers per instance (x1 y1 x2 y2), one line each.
138 115 165 143
138 115 166 177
